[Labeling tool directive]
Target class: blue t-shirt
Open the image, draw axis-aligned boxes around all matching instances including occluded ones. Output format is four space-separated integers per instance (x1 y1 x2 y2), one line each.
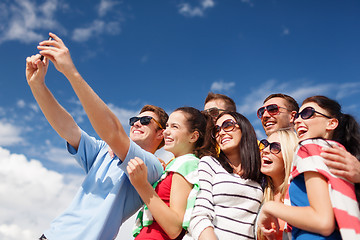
44 130 163 240
289 174 341 240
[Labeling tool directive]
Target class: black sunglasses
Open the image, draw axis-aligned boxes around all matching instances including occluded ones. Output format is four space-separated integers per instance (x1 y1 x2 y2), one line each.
257 104 289 119
212 119 239 138
294 107 331 120
259 139 281 154
129 116 163 129
203 107 226 118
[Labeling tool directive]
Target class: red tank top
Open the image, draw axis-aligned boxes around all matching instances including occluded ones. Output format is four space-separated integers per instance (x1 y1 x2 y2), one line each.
135 172 186 240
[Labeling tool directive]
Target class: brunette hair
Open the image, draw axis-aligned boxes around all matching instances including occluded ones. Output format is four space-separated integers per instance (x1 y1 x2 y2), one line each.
264 93 299 112
174 107 217 158
215 111 263 183
302 95 360 206
140 105 168 149
302 95 360 159
204 92 237 112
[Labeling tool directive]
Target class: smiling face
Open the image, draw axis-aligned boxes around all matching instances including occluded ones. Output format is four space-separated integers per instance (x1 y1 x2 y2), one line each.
260 132 285 181
294 102 337 141
163 111 197 158
129 111 163 148
261 97 294 136
215 114 242 155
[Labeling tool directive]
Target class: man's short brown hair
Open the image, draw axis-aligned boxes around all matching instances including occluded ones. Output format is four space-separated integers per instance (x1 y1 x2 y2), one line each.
140 105 168 149
204 92 237 112
263 93 299 112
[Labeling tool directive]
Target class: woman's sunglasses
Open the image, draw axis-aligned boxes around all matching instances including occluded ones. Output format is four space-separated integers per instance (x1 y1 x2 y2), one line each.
259 139 281 154
129 116 163 129
294 107 331 120
203 107 226 118
257 104 288 119
212 119 239 138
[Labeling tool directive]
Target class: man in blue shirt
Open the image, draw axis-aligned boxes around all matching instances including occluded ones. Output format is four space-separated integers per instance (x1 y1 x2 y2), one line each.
26 33 167 240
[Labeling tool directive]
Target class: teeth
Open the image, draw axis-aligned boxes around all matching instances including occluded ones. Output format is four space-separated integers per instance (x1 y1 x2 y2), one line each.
265 122 275 127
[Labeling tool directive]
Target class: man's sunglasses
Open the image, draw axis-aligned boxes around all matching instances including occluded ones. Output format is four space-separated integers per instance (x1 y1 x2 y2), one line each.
203 107 226 118
212 119 239 138
129 116 163 129
294 107 331 120
257 104 288 119
259 139 281 154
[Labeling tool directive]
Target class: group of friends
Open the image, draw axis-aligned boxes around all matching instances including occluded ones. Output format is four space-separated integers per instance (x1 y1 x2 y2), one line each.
25 33 360 240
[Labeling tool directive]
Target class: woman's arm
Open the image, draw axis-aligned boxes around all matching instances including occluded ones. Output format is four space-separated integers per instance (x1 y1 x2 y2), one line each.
260 171 336 236
127 157 192 239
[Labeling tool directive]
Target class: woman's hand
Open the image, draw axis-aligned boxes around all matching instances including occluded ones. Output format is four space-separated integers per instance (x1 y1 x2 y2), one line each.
127 157 149 189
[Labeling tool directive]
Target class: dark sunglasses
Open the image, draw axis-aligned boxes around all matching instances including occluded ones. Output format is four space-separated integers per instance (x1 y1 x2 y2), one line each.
259 139 281 154
294 107 331 120
212 119 239 138
257 104 288 119
203 107 226 118
129 116 163 129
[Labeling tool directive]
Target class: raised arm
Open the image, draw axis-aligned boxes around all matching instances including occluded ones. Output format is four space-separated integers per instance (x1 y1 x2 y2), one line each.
38 33 130 160
26 54 81 149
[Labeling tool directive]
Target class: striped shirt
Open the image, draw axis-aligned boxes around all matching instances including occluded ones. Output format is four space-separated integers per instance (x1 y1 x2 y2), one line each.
287 138 360 239
185 156 263 240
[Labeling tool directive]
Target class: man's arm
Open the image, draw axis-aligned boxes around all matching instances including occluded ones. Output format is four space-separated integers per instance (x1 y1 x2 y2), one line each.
321 145 360 183
38 33 130 160
26 54 81 149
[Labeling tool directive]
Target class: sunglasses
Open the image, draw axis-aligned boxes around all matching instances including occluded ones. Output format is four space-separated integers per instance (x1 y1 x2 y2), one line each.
257 104 288 119
294 107 331 120
259 139 281 154
129 116 163 129
203 107 226 118
212 119 239 138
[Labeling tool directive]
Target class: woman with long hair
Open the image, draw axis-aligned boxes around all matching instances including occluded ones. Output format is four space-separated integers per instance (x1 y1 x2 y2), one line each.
259 95 360 240
257 128 298 240
185 111 264 239
127 107 216 240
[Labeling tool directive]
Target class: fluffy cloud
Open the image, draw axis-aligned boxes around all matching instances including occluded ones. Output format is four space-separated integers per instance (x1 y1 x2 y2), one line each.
178 0 215 17
210 80 236 92
0 0 65 44
0 147 82 240
0 121 23 146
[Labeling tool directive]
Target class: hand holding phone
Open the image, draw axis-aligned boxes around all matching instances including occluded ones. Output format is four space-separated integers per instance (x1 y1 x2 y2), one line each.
40 36 53 61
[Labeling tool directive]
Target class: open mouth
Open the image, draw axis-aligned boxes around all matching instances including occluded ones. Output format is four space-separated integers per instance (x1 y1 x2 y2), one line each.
296 127 307 138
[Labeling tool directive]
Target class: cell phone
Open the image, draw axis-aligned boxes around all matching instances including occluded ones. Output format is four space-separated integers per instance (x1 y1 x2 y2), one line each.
40 36 53 61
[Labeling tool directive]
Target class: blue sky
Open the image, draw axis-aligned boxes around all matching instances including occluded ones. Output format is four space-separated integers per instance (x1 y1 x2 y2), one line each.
0 0 359 239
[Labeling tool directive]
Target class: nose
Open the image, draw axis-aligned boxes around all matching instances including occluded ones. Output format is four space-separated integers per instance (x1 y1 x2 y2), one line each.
261 109 272 119
133 119 142 127
293 115 302 125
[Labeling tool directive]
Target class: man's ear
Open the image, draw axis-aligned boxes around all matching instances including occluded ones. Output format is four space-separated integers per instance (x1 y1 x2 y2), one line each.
156 129 165 140
326 118 339 131
190 131 200 143
290 111 297 124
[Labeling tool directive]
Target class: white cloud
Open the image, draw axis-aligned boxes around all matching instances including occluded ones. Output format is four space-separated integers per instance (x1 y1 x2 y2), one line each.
17 99 26 108
210 80 236 92
72 19 121 42
178 0 215 17
0 146 82 240
108 104 139 130
0 0 65 44
43 146 79 166
0 120 23 146
72 0 123 42
98 0 119 17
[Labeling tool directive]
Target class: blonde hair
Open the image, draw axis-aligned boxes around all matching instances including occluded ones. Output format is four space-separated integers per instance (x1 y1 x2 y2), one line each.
258 128 298 240
262 128 298 203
